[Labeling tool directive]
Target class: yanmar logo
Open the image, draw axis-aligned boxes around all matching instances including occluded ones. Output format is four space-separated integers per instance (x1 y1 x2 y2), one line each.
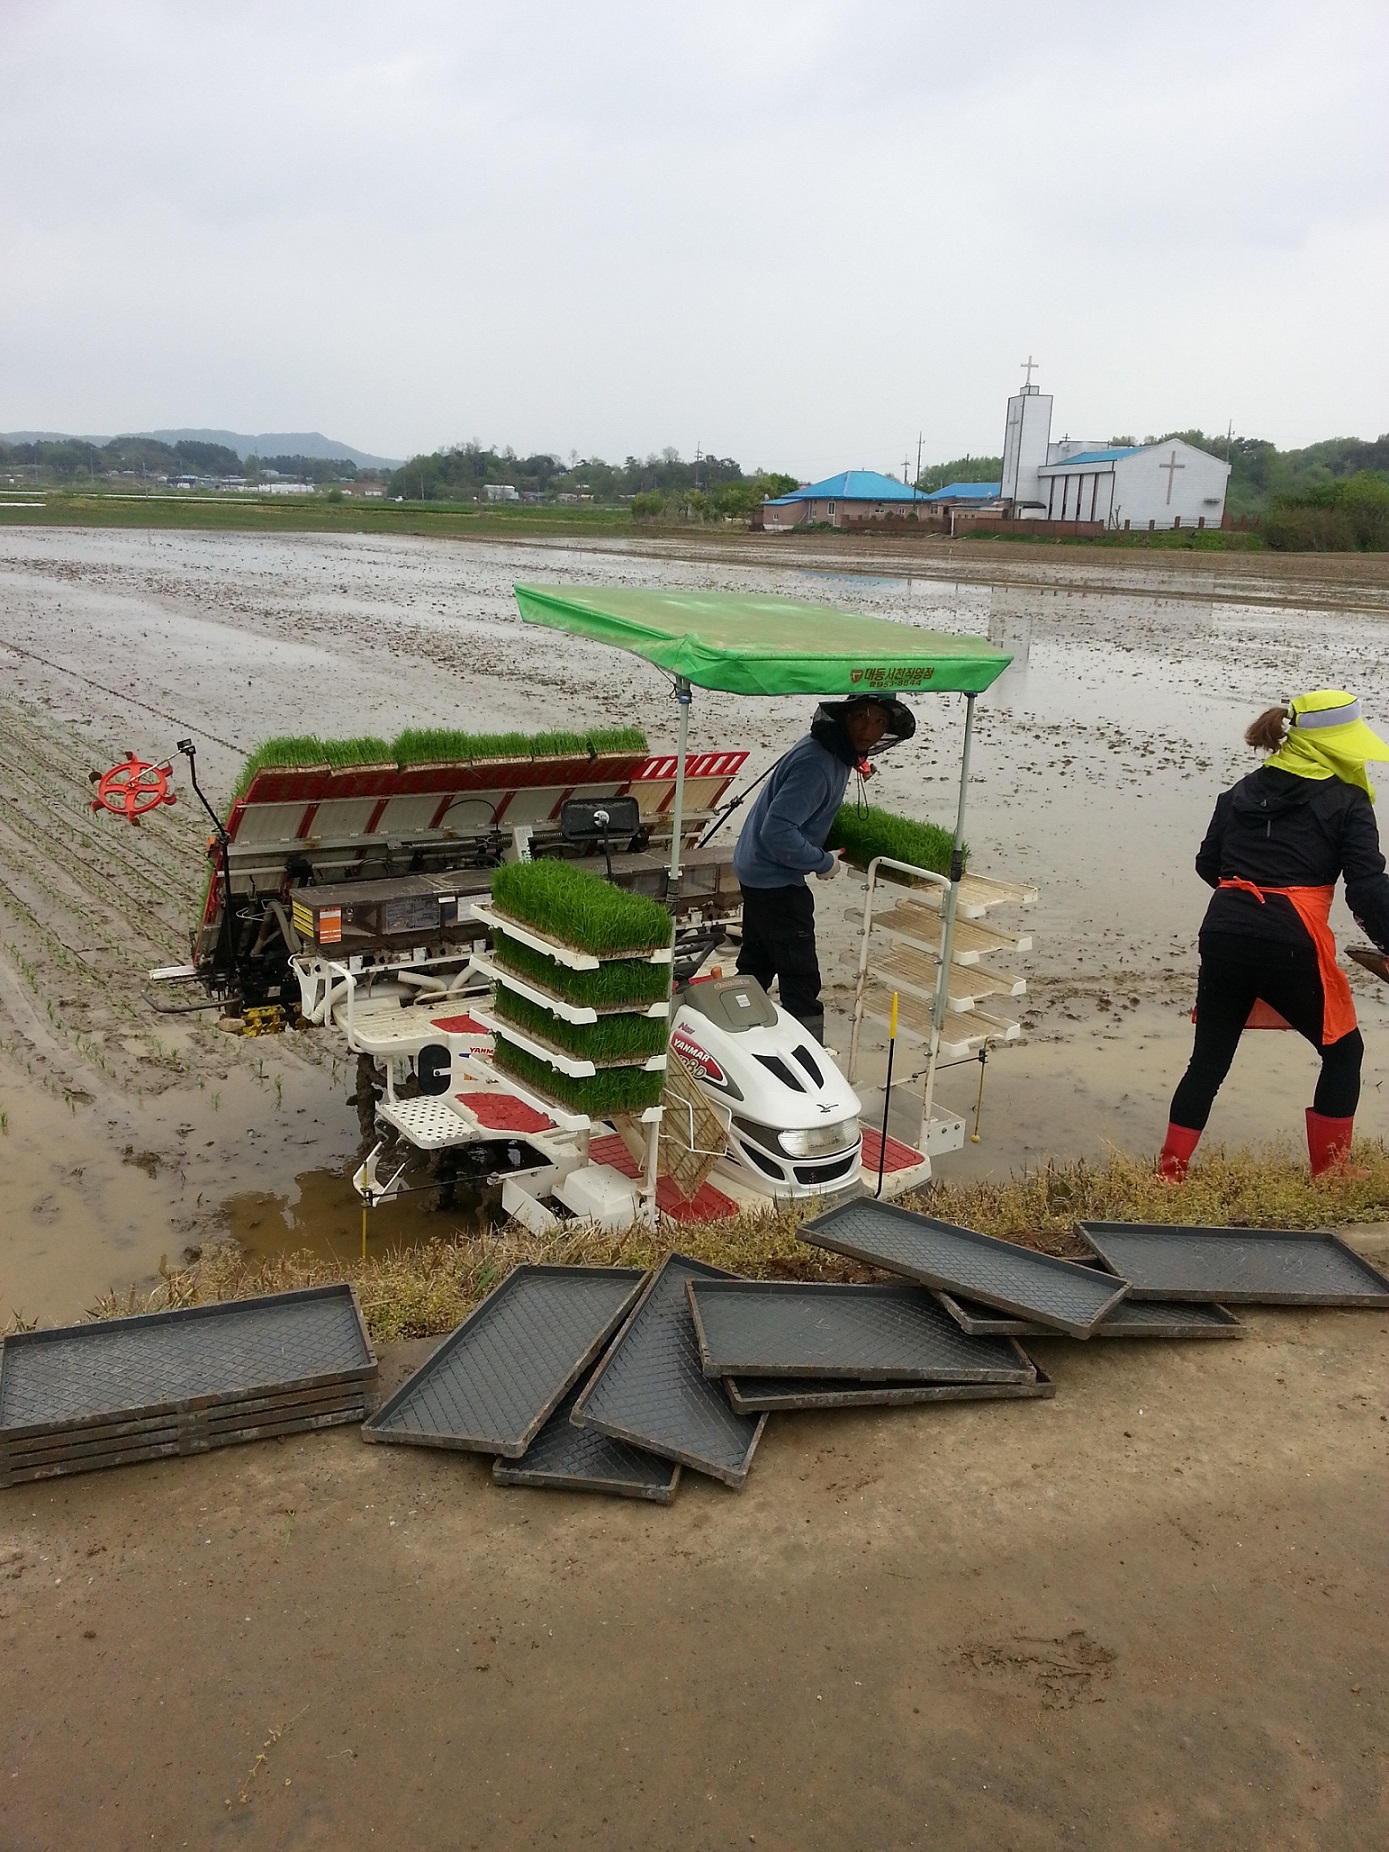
670 1028 726 1086
849 666 934 688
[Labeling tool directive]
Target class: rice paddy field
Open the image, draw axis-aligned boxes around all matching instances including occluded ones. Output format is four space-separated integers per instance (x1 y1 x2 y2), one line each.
2 519 1389 1324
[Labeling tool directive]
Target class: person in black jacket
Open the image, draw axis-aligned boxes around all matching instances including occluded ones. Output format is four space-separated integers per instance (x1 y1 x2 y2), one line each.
1160 690 1389 1181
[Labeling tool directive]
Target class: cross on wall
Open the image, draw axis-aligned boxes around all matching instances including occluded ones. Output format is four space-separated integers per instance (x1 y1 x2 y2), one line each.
1160 449 1185 504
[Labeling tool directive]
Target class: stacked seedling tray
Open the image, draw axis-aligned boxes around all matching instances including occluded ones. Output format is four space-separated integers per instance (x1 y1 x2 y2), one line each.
470 859 674 1120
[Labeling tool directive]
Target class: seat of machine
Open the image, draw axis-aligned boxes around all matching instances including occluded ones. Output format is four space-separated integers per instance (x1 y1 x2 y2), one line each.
675 973 777 1033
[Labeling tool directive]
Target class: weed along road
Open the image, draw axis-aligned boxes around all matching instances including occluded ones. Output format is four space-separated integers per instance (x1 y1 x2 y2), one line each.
3 1278 1387 1849
1 526 1388 1846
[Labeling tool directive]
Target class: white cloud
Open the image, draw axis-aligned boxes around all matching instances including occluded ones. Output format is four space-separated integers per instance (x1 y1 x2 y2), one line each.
1 0 1385 465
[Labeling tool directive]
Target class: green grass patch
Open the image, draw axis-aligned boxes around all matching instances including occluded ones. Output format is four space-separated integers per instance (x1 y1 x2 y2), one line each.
492 929 673 1009
826 804 960 879
232 724 647 799
492 1034 665 1115
75 1141 1389 1345
491 985 668 1063
491 859 673 957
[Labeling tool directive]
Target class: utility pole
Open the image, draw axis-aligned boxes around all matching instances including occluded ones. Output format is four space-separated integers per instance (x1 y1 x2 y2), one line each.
915 431 923 489
903 455 911 486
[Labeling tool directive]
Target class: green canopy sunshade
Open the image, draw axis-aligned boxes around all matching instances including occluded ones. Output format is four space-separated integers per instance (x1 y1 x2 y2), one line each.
512 584 1011 698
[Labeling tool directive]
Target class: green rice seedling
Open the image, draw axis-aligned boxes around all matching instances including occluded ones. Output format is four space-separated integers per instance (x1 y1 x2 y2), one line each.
492 1034 665 1115
491 986 669 1063
491 929 671 1009
825 804 961 879
231 726 648 799
394 725 646 765
491 859 672 957
232 734 394 797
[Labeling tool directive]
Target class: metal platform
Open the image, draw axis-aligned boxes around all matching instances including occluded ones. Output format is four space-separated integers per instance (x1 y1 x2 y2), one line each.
377 1094 476 1150
1074 1223 1389 1306
571 1253 767 1488
723 1366 1056 1413
936 1290 1245 1339
363 1266 646 1457
0 1286 375 1487
799 1199 1128 1338
492 1383 681 1502
685 1280 1035 1383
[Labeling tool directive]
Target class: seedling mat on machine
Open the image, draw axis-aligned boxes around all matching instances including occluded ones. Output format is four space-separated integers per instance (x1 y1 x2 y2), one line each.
0 1286 375 1487
571 1253 767 1487
799 1200 1128 1337
935 1291 1246 1339
684 1279 1035 1382
363 1265 646 1457
1074 1223 1389 1306
492 1382 681 1503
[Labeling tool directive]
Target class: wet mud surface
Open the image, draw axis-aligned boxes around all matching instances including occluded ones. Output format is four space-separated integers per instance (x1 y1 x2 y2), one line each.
1 529 1388 1848
2 525 1389 1318
3 1274 1386 1850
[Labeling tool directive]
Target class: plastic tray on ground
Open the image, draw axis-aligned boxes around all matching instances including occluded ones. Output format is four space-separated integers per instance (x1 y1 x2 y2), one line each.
0 1286 375 1487
685 1280 1035 1383
492 1382 680 1503
571 1253 767 1488
723 1365 1055 1413
1074 1222 1389 1306
934 1290 1245 1339
798 1199 1128 1338
363 1265 646 1457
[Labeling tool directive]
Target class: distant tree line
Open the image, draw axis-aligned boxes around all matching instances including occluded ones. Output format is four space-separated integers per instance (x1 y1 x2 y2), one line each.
0 434 374 486
385 442 796 514
915 454 1003 492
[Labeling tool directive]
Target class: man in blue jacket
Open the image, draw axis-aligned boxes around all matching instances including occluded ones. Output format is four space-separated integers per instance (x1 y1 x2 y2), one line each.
733 694 914 1043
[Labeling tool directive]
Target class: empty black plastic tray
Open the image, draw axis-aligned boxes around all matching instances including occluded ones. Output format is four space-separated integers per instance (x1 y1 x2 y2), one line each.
492 1383 680 1502
1074 1223 1389 1306
686 1279 1034 1382
571 1253 766 1488
364 1265 645 1457
935 1291 1245 1339
723 1366 1056 1413
799 1198 1127 1337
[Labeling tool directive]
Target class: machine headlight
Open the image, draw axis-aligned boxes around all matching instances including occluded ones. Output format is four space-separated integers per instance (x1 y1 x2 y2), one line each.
777 1118 860 1158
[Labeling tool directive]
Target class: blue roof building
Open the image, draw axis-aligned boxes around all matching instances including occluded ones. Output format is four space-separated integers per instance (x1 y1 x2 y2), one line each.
760 469 934 530
920 481 1003 504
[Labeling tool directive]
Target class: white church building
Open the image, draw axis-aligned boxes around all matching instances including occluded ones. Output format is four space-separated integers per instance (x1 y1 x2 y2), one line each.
1000 375 1231 530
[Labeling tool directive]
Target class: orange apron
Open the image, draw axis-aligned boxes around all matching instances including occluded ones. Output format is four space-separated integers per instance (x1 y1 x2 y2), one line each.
1216 878 1357 1043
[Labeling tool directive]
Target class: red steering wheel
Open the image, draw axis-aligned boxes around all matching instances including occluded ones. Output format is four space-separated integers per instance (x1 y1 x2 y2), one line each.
90 754 177 824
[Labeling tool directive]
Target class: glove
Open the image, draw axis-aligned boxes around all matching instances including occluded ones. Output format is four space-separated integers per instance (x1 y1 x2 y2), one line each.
815 855 842 882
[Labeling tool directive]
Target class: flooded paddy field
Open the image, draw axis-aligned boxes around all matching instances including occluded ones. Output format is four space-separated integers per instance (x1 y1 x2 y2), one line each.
3 523 1389 1320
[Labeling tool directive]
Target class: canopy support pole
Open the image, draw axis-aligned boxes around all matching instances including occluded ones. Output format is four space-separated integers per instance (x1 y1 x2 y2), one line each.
922 691 976 1129
667 676 692 899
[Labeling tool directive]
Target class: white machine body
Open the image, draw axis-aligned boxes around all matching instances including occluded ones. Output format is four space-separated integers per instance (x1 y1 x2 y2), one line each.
668 974 863 1200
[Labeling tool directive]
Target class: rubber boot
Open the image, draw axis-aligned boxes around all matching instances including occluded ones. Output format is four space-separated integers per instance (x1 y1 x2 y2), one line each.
1305 1109 1365 1182
1157 1123 1201 1184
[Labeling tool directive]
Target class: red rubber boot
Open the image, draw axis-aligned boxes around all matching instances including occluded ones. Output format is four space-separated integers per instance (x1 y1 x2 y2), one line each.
1158 1123 1201 1184
1305 1109 1365 1181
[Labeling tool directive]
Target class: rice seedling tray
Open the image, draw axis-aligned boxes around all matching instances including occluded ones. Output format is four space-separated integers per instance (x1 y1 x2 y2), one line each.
935 1290 1245 1339
471 952 669 1023
1074 1223 1389 1306
492 1383 681 1502
364 1265 646 1457
723 1365 1056 1413
685 1280 1035 1382
491 1036 666 1115
572 1253 767 1488
0 1286 375 1475
798 1199 1127 1338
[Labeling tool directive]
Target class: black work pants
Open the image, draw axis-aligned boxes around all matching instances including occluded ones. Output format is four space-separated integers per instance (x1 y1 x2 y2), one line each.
736 882 824 1041
1169 931 1363 1131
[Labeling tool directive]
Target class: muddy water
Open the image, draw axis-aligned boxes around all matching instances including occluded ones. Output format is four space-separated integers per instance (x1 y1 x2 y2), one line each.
2 524 1388 1319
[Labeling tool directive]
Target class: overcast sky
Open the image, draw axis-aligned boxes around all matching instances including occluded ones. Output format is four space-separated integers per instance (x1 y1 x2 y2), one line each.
2 1 1386 472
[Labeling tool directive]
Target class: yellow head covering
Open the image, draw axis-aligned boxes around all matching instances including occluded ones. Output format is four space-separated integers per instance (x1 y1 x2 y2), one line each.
1264 689 1389 799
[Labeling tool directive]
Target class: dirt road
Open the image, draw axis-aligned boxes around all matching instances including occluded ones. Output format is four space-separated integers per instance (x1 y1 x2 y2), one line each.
4 1260 1387 1851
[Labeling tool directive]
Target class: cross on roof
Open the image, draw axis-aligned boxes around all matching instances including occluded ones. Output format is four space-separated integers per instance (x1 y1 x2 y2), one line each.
1020 355 1038 389
1160 449 1186 504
